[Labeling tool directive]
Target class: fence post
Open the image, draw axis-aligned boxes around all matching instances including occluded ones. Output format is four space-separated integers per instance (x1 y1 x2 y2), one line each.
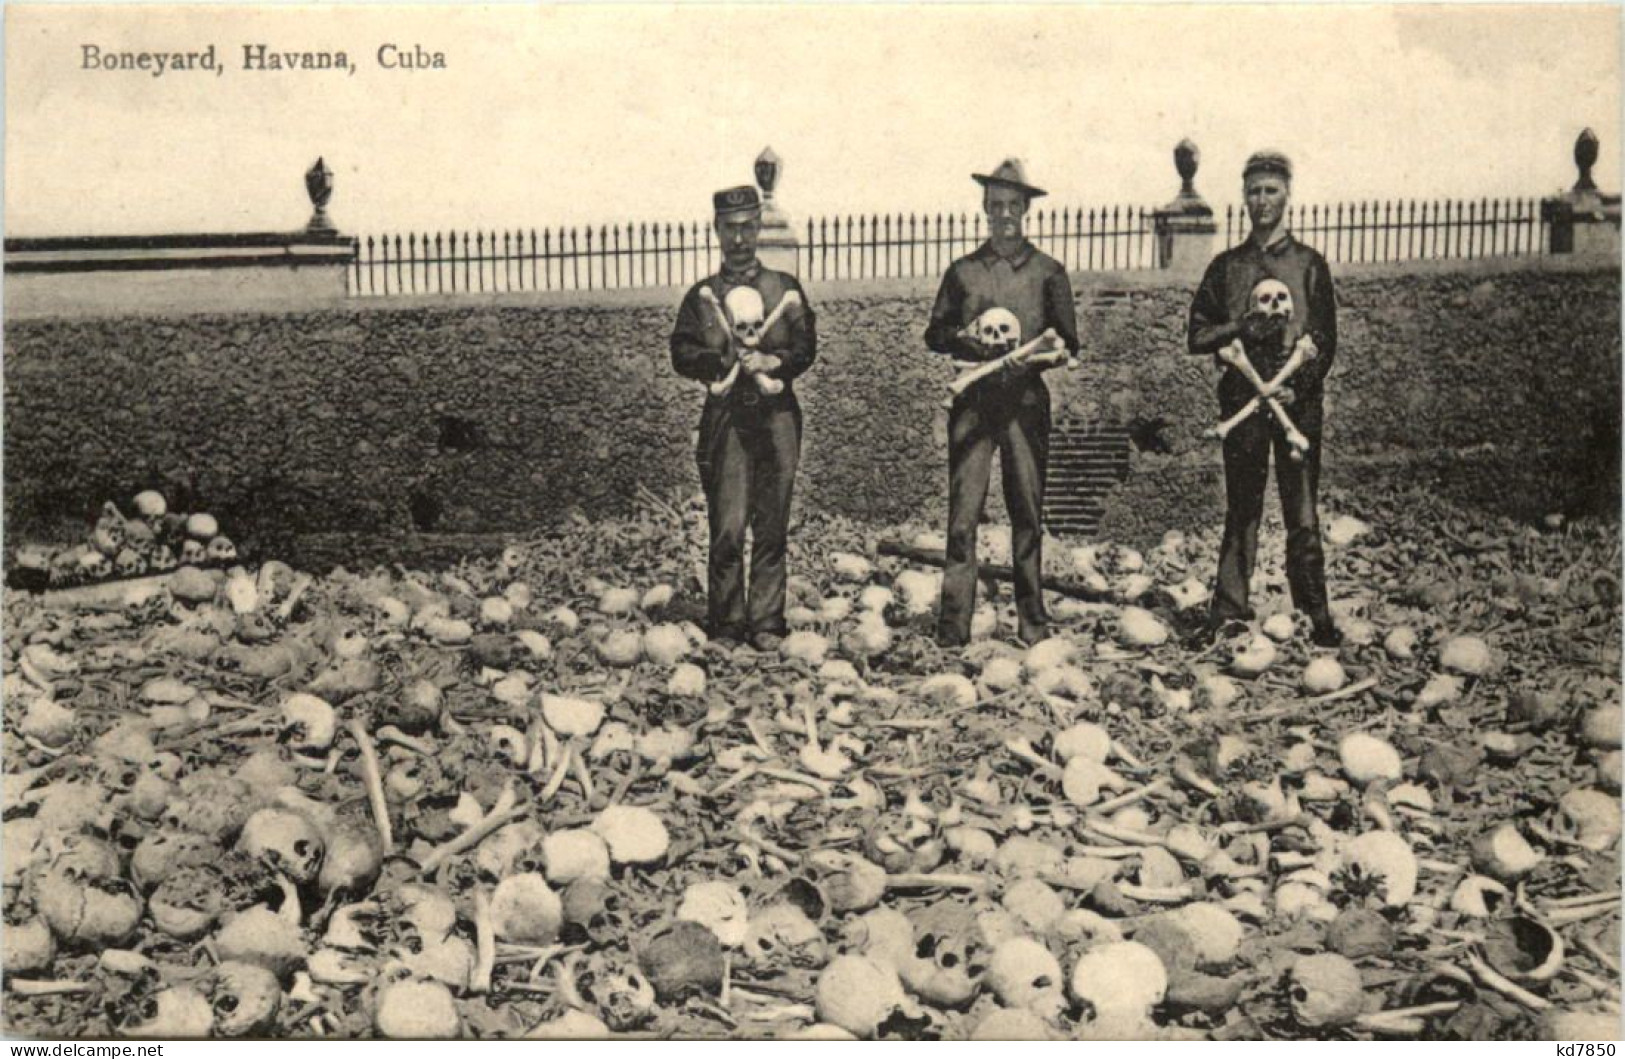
1152 139 1217 275
753 147 802 274
1542 128 1621 257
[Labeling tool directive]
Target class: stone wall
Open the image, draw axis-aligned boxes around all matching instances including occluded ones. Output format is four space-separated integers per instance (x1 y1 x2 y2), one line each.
5 256 1617 563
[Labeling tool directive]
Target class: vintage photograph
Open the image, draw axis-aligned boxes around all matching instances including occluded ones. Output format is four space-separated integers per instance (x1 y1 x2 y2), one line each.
2 1 1620 1043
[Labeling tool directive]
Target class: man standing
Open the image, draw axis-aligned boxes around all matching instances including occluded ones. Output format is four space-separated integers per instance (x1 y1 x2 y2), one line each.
1187 150 1341 647
670 186 817 650
925 159 1079 648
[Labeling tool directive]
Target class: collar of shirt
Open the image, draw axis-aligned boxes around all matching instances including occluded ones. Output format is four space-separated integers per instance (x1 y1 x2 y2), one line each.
973 238 1036 270
1249 230 1297 256
719 258 763 284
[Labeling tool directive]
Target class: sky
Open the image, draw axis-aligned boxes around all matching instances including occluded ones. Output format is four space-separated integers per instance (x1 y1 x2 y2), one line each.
4 3 1620 238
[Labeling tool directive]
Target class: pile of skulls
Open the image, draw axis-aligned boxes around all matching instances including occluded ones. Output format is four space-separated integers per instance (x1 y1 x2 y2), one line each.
10 492 237 590
1 484 1619 1040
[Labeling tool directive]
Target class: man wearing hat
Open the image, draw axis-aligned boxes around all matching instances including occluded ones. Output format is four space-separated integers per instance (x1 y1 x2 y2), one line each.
925 159 1080 648
1187 150 1342 647
670 185 817 650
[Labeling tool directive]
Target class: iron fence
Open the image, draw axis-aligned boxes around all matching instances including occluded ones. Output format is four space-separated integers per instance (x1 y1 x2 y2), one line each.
1222 198 1548 264
350 196 1551 297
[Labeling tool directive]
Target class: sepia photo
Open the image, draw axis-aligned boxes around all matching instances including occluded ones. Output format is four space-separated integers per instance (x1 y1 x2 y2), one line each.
2 1 1621 1043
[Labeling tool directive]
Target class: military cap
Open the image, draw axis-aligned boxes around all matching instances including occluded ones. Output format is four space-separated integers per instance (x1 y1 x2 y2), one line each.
713 185 762 217
1243 150 1293 182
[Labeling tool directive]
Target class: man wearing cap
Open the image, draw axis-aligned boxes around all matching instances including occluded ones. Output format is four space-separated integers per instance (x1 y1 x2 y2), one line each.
670 186 817 651
925 159 1080 648
1187 150 1342 647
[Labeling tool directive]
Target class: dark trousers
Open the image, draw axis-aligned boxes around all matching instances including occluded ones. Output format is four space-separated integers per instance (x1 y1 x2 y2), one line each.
696 398 802 639
937 389 1051 645
1210 401 1330 625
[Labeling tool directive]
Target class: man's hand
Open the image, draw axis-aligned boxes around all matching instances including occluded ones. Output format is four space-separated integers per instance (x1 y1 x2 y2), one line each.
742 351 782 376
1239 311 1285 347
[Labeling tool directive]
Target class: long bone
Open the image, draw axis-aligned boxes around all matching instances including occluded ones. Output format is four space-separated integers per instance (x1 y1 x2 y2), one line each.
1214 340 1311 459
698 287 801 398
1208 340 1315 442
942 327 1067 407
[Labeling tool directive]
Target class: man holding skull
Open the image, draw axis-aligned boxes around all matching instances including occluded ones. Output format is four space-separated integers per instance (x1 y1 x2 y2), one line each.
670 186 817 650
1187 150 1341 647
925 159 1080 648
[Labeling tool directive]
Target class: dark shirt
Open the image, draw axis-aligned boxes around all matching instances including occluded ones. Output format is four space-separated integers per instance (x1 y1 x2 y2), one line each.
924 240 1080 398
670 258 817 399
1187 232 1338 414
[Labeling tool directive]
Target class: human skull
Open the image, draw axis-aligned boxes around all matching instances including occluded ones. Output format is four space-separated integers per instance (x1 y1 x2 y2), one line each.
179 539 207 567
986 937 1066 1021
901 901 989 1008
207 537 238 564
115 548 147 579
1548 788 1621 851
80 549 113 582
148 545 178 573
560 877 628 948
1253 279 1294 319
741 902 829 970
92 518 127 557
578 956 657 1032
725 286 767 347
975 307 1022 354
209 961 282 1037
238 807 326 885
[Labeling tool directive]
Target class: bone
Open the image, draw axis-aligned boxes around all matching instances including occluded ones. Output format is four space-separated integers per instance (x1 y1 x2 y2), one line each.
346 718 395 856
699 287 800 398
416 783 524 877
1210 341 1313 458
944 328 1066 405
470 887 496 996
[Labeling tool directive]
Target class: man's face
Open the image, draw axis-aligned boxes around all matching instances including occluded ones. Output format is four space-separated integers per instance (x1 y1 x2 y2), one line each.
984 186 1029 241
716 212 761 267
1244 173 1290 232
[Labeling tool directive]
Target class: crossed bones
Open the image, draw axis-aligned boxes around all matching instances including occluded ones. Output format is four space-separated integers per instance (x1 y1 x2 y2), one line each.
697 286 802 398
1206 335 1319 461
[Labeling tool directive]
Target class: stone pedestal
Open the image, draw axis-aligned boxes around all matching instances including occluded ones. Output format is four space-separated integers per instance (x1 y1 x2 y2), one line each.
753 147 801 275
1153 139 1218 276
1544 129 1622 258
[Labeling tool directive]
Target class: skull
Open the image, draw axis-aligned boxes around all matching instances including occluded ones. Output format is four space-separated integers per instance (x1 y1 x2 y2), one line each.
986 937 1066 1021
1548 788 1621 851
120 985 216 1039
79 549 113 582
210 960 282 1037
237 807 326 885
560 876 627 948
900 901 989 1008
865 812 945 874
725 286 767 347
115 548 147 579
207 536 238 564
148 545 178 573
92 518 127 557
741 902 829 970
1253 279 1294 320
975 307 1022 354
578 956 657 1032
280 693 337 755
179 539 207 567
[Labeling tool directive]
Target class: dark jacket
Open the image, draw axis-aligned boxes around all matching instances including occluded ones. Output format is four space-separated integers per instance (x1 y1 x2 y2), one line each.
670 260 816 408
924 239 1079 407
1187 233 1338 416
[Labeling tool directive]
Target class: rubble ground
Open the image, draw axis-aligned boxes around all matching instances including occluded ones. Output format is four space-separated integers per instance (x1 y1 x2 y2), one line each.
3 484 1620 1040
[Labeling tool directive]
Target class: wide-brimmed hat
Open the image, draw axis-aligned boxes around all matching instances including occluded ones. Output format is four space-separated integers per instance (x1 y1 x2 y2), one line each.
972 158 1047 199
